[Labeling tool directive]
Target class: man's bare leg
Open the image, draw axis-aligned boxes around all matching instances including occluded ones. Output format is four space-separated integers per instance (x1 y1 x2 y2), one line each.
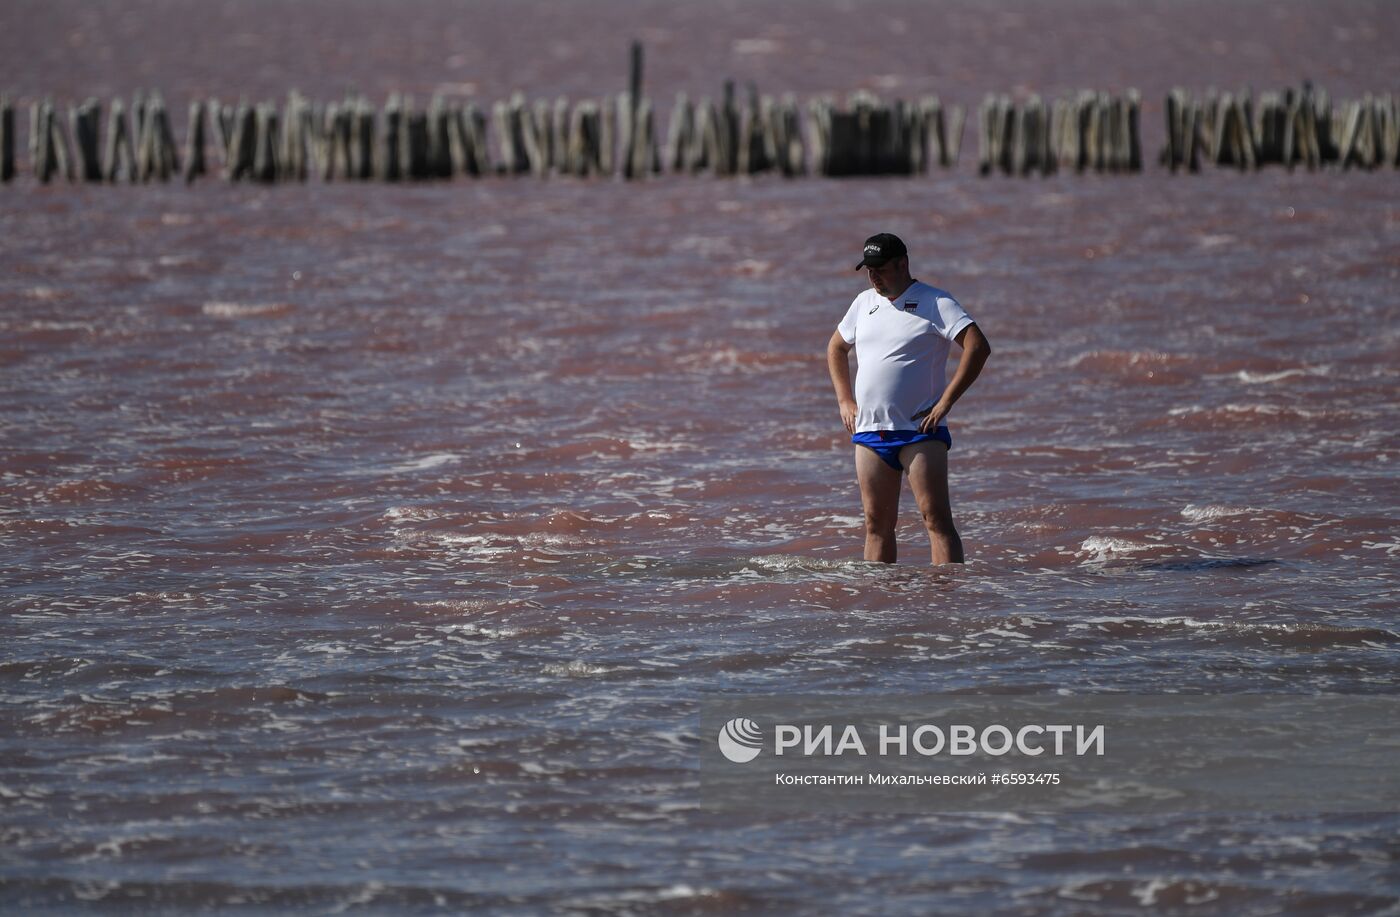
855 445 903 562
902 440 964 565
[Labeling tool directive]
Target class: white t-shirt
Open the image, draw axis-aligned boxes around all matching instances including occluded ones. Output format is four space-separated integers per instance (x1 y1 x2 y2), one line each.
836 280 974 432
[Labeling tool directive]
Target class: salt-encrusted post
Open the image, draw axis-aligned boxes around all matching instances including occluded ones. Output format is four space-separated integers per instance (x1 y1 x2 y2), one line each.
565 100 597 176
276 93 304 182
517 97 546 177
31 102 51 182
549 97 569 173
50 101 75 182
102 99 136 182
149 95 180 181
947 105 965 166
493 92 531 175
429 95 453 178
531 99 552 174
471 102 492 175
227 103 255 181
211 100 233 170
665 91 693 173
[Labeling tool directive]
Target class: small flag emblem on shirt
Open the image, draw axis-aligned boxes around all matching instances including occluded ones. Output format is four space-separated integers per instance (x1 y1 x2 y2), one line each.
902 301 918 312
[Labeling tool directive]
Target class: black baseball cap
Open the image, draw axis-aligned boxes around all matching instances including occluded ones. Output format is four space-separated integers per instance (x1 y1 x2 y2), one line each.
854 233 908 270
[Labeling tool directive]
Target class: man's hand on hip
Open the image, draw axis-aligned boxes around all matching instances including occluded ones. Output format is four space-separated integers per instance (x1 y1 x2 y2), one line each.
839 399 858 435
917 399 952 433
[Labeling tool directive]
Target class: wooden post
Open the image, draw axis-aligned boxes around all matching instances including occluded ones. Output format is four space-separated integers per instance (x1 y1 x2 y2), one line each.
32 101 56 183
665 91 691 173
1126 90 1141 172
946 105 965 167
784 94 806 176
445 101 467 175
0 96 14 182
132 93 153 181
153 96 180 180
997 95 1014 174
532 98 552 174
380 95 402 180
719 80 737 175
1107 95 1123 172
343 97 363 180
518 96 546 177
622 40 643 179
227 103 255 181
1357 94 1378 169
1382 94 1399 168
277 93 298 181
102 99 135 182
977 94 993 175
211 100 232 168
434 97 457 178
70 99 102 182
695 97 718 173
251 103 277 183
183 100 207 183
494 91 530 175
738 83 773 175
468 103 491 175
314 101 334 180
50 102 75 182
566 101 590 176
405 103 430 179
1164 90 1180 171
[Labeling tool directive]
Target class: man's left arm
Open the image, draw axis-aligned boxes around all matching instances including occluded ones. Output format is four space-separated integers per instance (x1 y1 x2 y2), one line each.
918 323 992 433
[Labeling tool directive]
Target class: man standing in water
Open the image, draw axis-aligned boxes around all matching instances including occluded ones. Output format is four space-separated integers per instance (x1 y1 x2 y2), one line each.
827 233 991 565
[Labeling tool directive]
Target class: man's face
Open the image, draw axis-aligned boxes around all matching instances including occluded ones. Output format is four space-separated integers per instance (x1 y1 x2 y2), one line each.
867 256 908 298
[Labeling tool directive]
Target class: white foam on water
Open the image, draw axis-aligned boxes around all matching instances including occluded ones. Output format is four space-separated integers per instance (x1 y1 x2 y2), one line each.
384 505 442 522
201 301 289 318
1078 536 1151 562
542 660 612 678
385 453 461 473
1236 365 1330 384
1181 504 1254 522
437 622 521 639
1167 402 1325 419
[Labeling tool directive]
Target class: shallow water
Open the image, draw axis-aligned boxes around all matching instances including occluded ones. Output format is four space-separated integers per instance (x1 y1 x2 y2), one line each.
4 1 1400 914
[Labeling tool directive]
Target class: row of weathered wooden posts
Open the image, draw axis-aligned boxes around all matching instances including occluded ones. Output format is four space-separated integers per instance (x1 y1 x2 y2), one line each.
4 78 1397 184
1161 84 1399 171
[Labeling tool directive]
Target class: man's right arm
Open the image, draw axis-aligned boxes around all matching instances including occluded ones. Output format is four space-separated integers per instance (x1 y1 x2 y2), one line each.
827 330 858 434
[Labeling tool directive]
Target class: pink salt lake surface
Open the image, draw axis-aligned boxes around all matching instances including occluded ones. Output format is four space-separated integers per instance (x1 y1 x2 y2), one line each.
2 1 1399 913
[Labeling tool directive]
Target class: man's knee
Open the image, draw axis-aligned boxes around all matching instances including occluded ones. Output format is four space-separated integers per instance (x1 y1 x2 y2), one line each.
864 510 897 539
920 506 956 537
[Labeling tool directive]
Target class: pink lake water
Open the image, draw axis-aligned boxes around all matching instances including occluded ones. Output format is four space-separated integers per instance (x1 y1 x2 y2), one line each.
3 1 1399 913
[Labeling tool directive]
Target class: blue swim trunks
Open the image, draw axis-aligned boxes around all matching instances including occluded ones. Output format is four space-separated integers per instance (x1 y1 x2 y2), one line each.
852 428 952 472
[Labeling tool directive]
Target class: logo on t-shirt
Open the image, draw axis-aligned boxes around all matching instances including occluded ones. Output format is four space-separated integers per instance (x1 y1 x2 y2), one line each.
901 301 918 312
868 301 879 314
